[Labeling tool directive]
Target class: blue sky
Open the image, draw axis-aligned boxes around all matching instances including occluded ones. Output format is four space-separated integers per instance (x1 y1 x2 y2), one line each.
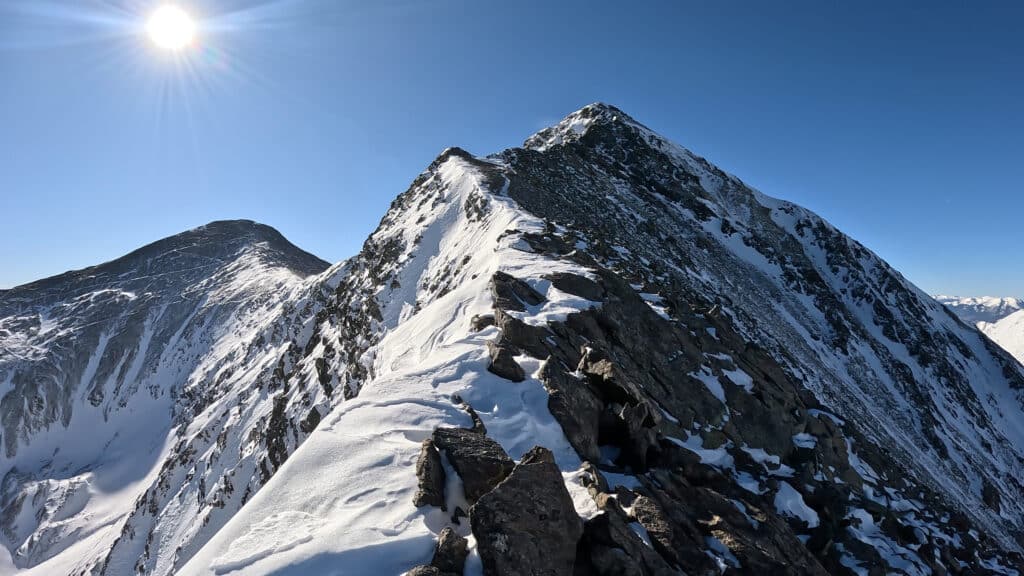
1 1 1021 296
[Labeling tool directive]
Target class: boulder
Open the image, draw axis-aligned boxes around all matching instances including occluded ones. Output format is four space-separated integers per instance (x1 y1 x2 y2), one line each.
432 427 514 503
547 272 605 302
487 340 526 382
431 527 468 574
470 313 496 331
491 271 545 311
470 447 583 575
575 497 680 576
413 438 446 509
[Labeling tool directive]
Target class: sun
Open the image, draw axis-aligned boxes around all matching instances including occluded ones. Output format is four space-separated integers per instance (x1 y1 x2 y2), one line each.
147 5 196 51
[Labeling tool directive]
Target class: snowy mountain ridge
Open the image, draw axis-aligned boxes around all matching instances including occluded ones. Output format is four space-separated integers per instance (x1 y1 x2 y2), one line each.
938 295 1024 364
936 295 1024 326
2 104 1023 575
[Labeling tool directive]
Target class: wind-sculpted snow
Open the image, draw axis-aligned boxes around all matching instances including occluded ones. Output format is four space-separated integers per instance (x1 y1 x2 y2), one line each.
3 106 1024 575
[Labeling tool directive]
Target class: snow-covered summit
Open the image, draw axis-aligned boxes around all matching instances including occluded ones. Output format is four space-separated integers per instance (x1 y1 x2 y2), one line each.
523 102 637 151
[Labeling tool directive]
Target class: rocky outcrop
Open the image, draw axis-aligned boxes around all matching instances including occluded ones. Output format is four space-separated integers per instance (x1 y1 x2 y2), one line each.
470 447 583 576
432 427 514 503
407 528 468 576
486 340 526 382
431 527 468 574
413 438 447 509
575 497 680 576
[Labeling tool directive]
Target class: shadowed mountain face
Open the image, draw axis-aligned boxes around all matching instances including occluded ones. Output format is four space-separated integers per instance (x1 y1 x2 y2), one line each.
3 107 1023 575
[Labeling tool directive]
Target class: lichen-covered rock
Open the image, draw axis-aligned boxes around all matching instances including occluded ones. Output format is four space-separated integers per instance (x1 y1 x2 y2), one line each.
470 447 583 576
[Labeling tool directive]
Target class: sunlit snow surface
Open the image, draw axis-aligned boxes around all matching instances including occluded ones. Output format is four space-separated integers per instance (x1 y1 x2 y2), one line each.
181 158 599 575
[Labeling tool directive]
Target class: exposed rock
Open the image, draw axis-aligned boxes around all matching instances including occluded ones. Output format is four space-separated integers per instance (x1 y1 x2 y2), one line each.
575 497 680 576
431 527 468 574
547 272 605 302
486 340 526 382
490 271 545 311
983 479 1002 513
413 438 446 509
432 427 514 503
471 313 496 331
541 360 604 463
470 447 583 575
639 470 829 575
299 406 321 434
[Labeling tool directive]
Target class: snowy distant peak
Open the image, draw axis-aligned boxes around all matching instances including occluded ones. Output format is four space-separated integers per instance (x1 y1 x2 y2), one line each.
1 220 327 311
936 294 1024 325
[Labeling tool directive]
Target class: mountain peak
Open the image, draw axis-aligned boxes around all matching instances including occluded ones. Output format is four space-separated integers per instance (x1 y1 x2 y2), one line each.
2 220 328 305
523 102 641 151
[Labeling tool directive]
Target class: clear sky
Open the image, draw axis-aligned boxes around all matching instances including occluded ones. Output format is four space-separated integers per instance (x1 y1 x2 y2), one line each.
1 1 1021 296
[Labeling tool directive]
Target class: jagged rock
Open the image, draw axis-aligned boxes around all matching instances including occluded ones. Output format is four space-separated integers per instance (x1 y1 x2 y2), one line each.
486 340 526 382
638 470 829 575
299 406 321 434
575 499 680 576
413 438 446 509
547 272 605 302
490 271 544 311
470 447 583 576
471 313 496 331
539 360 603 462
432 427 514 503
431 527 468 574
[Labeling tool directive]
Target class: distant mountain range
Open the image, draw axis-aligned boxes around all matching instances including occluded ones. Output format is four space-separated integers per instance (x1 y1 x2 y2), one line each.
938 295 1024 363
2 104 1023 575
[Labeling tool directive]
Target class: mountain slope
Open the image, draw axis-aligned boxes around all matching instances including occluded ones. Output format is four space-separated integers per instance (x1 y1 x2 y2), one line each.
3 106 1024 575
0 220 329 574
981 311 1024 365
179 106 1024 575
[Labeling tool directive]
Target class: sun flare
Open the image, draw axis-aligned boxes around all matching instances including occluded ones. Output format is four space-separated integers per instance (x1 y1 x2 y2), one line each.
147 5 196 51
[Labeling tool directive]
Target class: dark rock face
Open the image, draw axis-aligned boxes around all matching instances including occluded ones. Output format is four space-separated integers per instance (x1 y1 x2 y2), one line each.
575 497 679 576
470 447 583 576
431 527 469 574
482 262 1024 573
432 427 514 503
486 340 526 382
413 438 447 509
490 271 544 312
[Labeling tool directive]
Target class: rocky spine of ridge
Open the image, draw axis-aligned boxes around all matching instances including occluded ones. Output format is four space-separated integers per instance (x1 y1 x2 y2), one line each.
500 104 1024 547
